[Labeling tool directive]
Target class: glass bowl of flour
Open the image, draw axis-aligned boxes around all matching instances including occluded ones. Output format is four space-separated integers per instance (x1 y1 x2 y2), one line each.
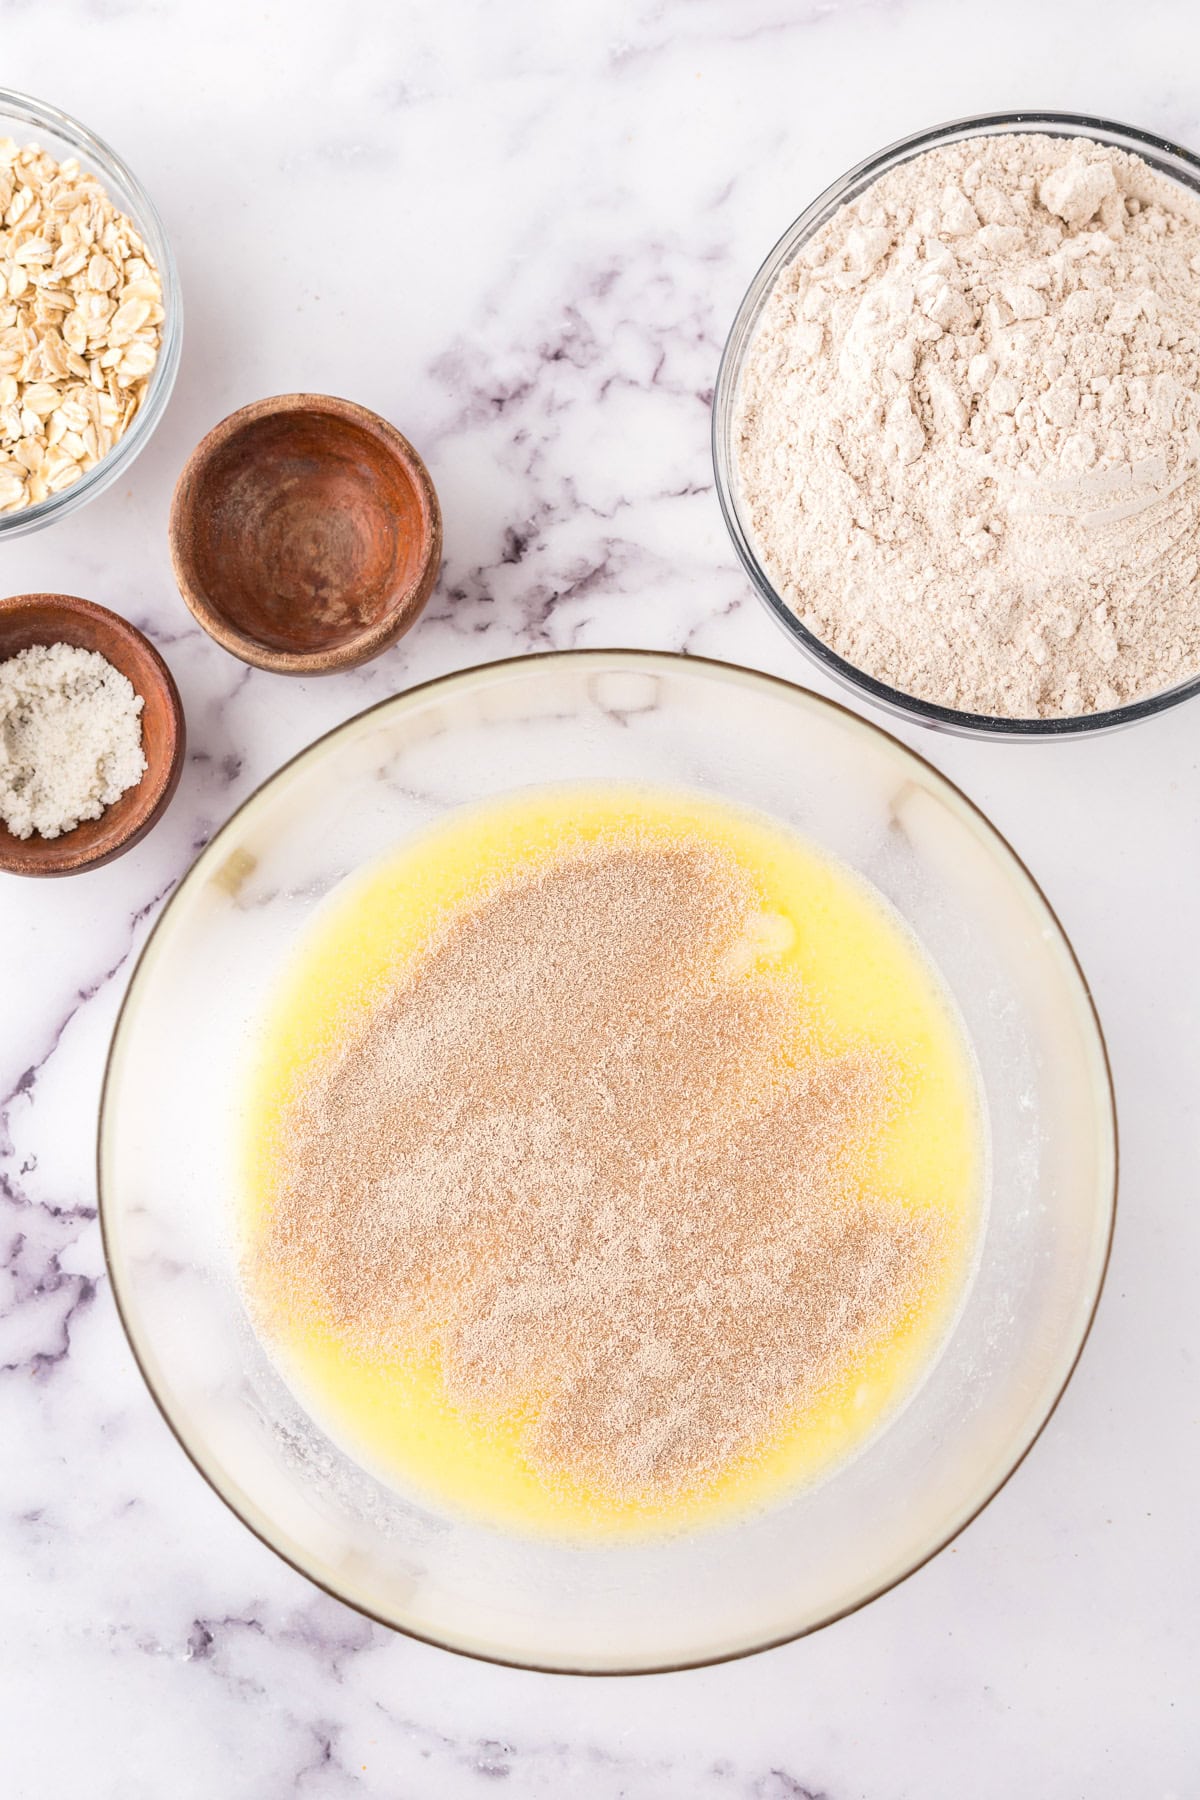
714 112 1200 738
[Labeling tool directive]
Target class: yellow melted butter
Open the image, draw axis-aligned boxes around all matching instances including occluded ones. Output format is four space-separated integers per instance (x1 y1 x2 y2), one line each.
242 783 982 1541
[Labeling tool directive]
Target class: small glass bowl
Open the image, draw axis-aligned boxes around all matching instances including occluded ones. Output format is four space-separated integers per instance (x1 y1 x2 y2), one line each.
0 89 182 539
713 111 1200 740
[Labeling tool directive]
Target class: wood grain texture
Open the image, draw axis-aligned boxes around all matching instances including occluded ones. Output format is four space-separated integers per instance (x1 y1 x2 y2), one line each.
169 394 443 675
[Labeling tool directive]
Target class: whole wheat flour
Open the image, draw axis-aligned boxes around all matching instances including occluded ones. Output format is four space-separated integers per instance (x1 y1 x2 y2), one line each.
256 839 942 1502
736 133 1200 718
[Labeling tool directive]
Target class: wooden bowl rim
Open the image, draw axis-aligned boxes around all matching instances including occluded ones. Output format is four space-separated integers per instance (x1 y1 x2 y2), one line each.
168 392 443 676
0 591 185 878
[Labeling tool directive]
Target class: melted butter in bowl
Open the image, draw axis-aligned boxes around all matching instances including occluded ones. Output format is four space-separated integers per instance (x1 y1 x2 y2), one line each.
240 782 983 1543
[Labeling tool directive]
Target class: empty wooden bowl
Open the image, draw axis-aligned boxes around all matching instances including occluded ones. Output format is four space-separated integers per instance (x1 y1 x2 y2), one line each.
0 593 185 877
168 394 443 674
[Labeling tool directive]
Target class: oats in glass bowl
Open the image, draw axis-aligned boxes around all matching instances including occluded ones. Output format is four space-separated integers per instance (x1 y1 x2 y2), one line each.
0 134 164 512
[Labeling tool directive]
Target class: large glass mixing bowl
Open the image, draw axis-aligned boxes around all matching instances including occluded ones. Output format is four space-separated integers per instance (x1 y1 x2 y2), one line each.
99 652 1116 1673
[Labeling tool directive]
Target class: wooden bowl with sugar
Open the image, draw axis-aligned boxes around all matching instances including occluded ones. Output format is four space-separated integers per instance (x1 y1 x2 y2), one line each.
0 593 185 878
168 394 443 674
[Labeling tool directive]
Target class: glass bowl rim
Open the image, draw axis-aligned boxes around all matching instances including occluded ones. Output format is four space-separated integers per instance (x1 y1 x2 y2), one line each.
0 86 182 536
712 108 1200 741
97 647 1119 1673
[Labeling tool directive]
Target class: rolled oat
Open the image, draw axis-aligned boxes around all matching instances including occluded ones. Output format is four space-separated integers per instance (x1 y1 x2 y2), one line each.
0 137 164 514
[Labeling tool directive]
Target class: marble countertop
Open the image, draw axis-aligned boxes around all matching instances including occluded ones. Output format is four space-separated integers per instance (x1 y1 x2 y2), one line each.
2 0 1198 1793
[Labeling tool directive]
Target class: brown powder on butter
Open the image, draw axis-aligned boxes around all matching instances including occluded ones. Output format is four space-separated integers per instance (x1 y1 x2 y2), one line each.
254 838 943 1501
